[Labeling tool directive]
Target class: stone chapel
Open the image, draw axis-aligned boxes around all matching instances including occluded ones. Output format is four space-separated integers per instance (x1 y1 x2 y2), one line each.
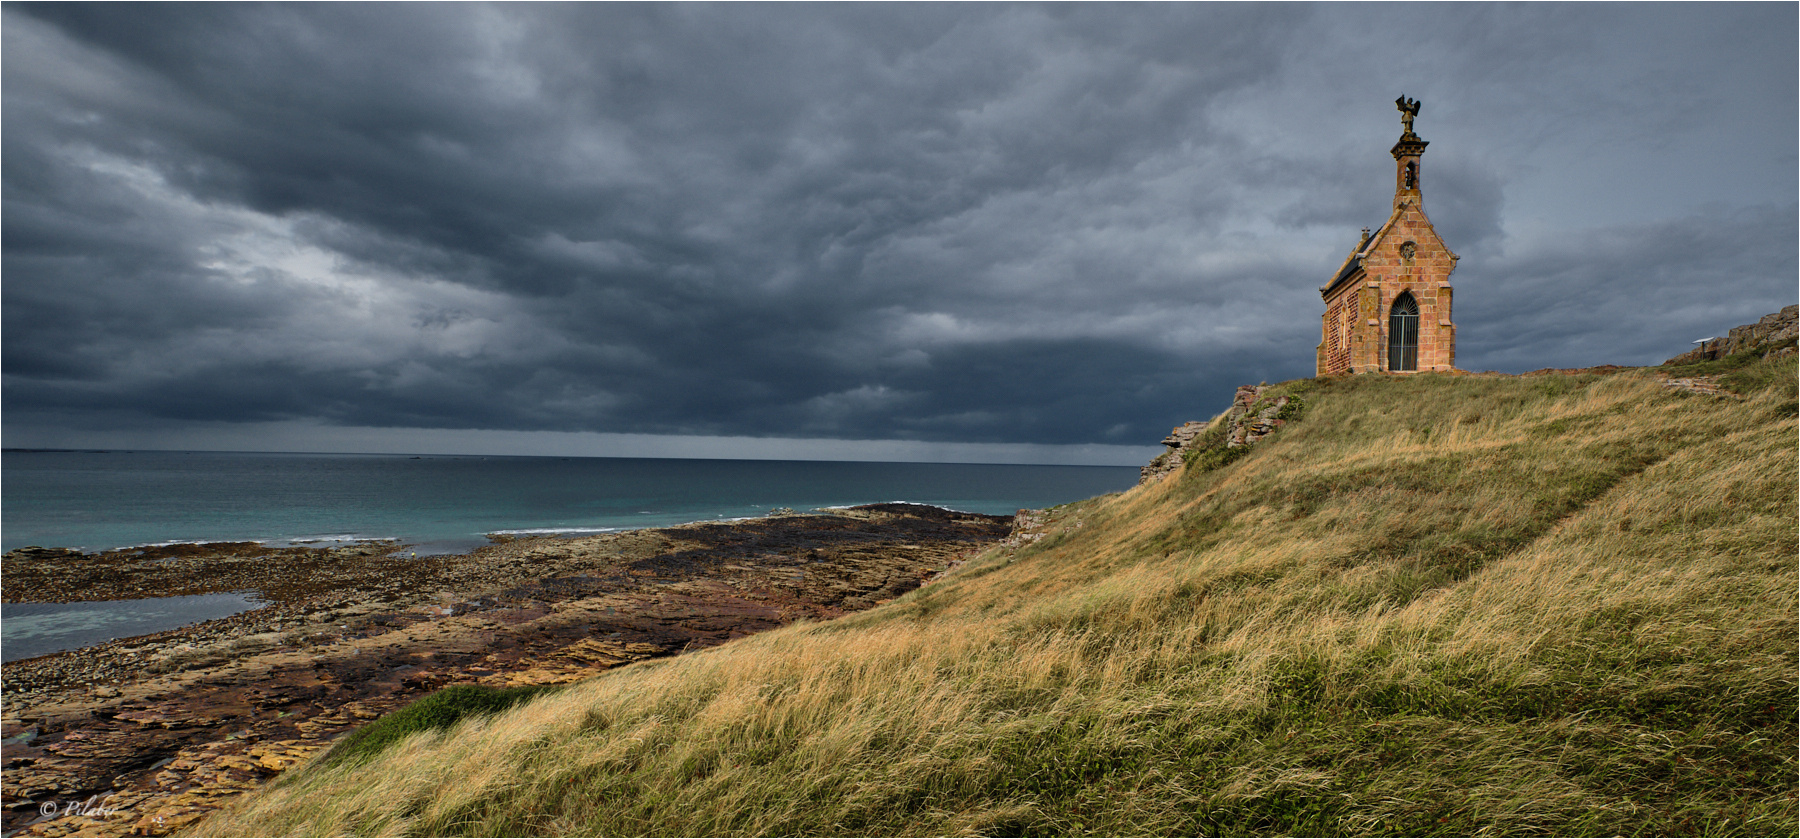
1317 96 1457 375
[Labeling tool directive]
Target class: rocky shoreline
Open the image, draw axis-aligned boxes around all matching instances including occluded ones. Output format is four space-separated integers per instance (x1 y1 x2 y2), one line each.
0 504 1014 837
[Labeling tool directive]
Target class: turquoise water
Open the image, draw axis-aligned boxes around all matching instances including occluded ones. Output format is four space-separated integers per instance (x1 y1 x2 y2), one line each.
1 451 1140 554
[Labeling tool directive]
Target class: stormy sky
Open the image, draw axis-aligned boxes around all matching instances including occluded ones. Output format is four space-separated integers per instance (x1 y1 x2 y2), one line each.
4 3 1795 464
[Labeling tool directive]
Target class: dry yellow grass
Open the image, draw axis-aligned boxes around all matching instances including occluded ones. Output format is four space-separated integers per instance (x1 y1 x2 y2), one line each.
194 360 1797 837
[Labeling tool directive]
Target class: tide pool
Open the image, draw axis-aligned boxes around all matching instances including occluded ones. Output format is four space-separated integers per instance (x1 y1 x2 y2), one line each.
1 592 264 662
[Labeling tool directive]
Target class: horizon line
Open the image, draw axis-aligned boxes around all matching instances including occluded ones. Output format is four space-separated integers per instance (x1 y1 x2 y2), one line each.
1 422 1164 467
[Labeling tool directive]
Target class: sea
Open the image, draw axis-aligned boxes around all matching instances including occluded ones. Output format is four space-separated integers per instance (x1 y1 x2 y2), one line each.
1 450 1140 661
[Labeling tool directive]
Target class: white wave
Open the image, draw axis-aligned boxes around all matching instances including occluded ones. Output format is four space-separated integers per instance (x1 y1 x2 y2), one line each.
119 537 268 551
124 538 238 548
486 526 621 536
118 534 399 551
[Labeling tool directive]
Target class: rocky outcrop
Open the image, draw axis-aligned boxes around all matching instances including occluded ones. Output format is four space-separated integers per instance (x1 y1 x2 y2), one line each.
3 547 84 563
1140 385 1297 485
1222 384 1294 448
1139 421 1209 484
1664 305 1797 365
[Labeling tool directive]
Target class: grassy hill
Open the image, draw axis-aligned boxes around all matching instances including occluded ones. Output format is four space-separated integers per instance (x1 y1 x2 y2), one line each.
197 359 1796 837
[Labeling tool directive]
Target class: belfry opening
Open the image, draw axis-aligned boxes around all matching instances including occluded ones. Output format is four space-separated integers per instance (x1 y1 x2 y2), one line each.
1316 96 1458 376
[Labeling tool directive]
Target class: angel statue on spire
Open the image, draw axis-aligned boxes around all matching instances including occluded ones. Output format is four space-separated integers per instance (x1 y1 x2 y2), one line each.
1395 95 1421 134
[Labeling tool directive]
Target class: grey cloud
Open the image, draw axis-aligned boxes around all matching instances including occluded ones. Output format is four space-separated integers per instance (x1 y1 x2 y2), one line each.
1457 204 1799 371
3 3 1794 456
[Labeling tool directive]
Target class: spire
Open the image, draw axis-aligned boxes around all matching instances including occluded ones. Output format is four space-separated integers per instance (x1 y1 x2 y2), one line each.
1390 95 1428 206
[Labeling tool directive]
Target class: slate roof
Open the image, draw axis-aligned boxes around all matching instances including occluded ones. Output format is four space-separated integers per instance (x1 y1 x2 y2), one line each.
1319 226 1377 296
1329 254 1363 289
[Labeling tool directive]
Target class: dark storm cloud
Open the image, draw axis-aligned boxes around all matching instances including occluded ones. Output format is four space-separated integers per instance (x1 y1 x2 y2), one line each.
1457 204 1800 372
4 3 1795 455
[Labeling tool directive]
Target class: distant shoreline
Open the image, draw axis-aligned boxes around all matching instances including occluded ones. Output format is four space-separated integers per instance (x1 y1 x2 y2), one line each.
2 451 1137 555
1 500 1003 561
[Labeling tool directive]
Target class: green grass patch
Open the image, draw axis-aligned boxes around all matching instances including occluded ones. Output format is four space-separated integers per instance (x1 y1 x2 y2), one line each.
1719 349 1799 400
320 683 560 767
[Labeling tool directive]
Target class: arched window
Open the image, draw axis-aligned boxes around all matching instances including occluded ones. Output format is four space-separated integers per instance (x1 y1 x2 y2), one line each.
1389 292 1419 371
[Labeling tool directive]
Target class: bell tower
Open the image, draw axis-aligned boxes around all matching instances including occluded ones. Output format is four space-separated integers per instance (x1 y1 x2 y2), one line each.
1316 96 1459 376
1391 95 1427 209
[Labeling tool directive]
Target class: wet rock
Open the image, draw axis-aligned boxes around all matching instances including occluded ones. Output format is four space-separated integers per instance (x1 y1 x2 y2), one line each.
3 547 84 563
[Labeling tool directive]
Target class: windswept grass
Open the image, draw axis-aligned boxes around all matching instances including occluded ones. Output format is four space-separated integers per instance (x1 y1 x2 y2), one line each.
195 359 1797 837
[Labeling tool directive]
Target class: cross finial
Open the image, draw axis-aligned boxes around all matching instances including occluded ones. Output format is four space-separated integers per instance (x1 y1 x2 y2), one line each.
1395 95 1421 134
